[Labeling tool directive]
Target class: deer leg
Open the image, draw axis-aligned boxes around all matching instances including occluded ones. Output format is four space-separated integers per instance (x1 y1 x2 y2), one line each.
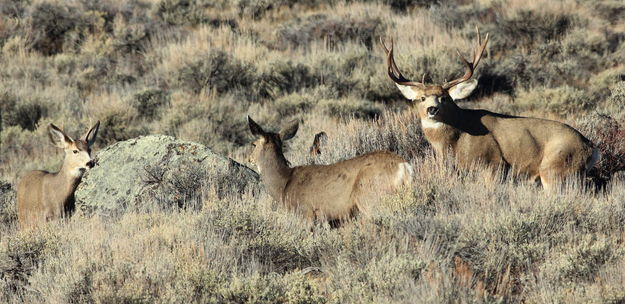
539 157 567 192
541 146 593 191
539 173 557 192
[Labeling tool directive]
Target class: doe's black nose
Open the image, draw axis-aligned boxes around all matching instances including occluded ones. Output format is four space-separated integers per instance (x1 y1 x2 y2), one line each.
86 160 95 168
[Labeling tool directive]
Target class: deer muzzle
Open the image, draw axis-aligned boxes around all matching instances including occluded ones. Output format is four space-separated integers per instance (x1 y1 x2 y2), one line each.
427 106 439 117
86 160 95 169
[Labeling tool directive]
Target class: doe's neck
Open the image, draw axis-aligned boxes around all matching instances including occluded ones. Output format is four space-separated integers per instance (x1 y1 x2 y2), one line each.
57 158 85 189
256 145 293 202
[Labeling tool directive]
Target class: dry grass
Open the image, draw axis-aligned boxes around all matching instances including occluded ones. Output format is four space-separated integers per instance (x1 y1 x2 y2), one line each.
1 0 625 302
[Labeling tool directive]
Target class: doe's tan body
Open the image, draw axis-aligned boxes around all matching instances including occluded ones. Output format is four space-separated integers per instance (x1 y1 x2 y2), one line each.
18 170 81 227
247 117 412 222
283 151 410 220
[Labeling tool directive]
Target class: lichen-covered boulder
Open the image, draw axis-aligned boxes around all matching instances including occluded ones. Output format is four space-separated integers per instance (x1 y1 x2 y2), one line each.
75 135 259 217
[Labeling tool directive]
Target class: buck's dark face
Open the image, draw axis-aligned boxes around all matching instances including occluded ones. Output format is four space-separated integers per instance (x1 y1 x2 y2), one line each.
381 28 488 128
409 85 456 122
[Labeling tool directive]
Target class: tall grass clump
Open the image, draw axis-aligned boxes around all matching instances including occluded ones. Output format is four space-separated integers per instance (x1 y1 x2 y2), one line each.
277 14 386 50
174 49 256 97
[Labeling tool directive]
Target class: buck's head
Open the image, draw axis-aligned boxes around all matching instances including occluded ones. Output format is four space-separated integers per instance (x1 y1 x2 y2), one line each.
381 29 489 124
48 121 100 177
247 116 299 168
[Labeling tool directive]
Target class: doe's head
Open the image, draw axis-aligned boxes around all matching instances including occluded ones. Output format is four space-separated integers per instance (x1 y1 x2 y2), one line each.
48 121 100 177
247 116 298 166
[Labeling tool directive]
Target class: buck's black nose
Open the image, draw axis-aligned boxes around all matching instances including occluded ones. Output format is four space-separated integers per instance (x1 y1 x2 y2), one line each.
86 160 95 168
427 107 439 116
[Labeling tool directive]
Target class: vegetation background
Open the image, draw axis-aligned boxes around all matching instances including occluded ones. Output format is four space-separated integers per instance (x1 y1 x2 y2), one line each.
1 0 625 302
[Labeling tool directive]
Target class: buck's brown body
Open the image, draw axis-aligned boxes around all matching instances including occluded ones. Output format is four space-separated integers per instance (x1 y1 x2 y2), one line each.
418 102 595 184
382 29 598 189
17 122 99 229
248 117 412 222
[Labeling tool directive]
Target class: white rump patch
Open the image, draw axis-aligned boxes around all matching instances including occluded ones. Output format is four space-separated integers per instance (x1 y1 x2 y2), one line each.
395 162 414 187
421 119 444 129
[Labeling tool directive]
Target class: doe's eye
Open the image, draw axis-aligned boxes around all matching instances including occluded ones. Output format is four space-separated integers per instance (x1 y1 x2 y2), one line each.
421 96 426 101
251 143 256 147
73 150 79 154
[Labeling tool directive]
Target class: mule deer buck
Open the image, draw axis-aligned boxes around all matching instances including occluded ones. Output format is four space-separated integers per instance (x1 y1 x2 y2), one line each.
381 29 598 190
247 116 412 223
17 121 100 229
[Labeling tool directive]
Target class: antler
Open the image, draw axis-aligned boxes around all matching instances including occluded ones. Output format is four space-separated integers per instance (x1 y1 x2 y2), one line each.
442 28 489 90
380 37 425 88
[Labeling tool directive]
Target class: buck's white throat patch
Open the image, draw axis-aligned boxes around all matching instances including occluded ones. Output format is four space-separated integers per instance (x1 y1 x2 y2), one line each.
421 119 444 129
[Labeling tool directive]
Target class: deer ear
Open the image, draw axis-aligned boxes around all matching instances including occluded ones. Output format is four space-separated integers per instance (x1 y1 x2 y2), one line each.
48 124 73 149
395 84 422 100
83 121 100 147
448 79 478 100
312 132 327 147
309 132 327 156
279 120 299 141
248 116 265 137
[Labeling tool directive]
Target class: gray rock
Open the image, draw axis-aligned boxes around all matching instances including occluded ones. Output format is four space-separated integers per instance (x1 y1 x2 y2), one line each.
75 135 259 217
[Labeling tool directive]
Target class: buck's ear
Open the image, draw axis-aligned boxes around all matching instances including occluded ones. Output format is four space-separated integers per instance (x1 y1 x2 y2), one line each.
448 79 478 100
48 124 73 149
279 120 299 141
248 116 265 137
395 84 421 101
83 121 100 147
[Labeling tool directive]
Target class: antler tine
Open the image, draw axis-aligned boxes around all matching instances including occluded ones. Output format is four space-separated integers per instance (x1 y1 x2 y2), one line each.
473 32 489 69
381 38 404 82
442 28 489 90
380 37 425 88
385 39 402 79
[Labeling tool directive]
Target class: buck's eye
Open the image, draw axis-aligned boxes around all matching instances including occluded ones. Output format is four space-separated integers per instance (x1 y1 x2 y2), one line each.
73 150 79 154
251 143 256 147
421 96 426 101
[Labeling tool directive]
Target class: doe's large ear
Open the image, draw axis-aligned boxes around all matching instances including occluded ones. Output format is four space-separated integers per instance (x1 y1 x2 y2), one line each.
248 116 265 137
279 120 299 141
83 121 100 147
48 124 73 149
448 79 478 100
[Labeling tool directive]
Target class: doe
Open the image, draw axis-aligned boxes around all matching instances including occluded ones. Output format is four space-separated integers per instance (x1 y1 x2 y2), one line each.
17 121 100 229
247 116 412 223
